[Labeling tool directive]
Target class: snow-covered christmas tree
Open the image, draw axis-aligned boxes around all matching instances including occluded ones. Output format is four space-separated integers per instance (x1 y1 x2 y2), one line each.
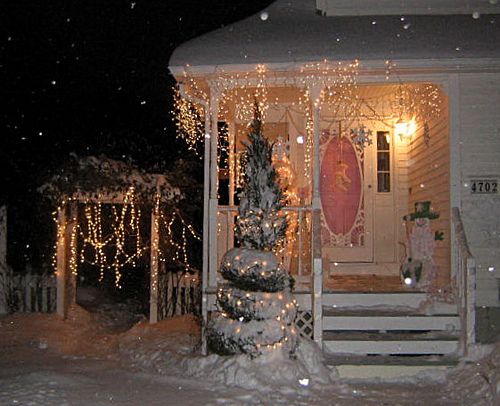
207 105 298 357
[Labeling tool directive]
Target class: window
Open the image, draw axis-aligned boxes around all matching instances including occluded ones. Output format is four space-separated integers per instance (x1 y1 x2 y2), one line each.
377 131 391 193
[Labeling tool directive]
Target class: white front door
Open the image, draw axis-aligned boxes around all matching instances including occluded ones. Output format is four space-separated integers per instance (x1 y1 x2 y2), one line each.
319 126 374 263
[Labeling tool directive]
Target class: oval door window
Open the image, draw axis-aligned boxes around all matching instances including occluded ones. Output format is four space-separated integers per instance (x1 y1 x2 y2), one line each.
320 136 362 240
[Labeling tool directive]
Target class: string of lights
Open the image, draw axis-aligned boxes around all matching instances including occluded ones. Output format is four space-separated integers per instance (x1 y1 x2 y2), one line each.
52 188 201 288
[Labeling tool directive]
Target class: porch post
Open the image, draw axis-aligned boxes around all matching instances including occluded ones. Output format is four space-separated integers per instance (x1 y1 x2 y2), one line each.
310 85 323 346
228 120 236 207
178 85 211 354
208 85 220 289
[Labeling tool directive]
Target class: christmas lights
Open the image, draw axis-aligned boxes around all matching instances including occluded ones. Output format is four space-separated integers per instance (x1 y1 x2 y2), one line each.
52 188 200 289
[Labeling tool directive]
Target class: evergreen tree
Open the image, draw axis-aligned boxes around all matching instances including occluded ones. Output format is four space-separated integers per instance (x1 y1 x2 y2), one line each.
207 105 297 357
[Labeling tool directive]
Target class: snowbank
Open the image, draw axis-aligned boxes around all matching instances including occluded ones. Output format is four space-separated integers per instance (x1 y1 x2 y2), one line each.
0 304 117 357
183 338 338 392
118 315 201 375
117 315 339 393
2 307 499 404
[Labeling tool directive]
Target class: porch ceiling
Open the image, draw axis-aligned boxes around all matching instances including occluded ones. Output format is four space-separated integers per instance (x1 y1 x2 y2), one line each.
169 0 500 72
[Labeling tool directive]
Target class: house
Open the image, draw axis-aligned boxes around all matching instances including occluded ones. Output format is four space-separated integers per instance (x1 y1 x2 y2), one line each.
169 0 500 377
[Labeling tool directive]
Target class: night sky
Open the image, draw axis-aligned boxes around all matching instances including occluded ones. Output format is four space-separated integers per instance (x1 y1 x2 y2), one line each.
1 0 273 269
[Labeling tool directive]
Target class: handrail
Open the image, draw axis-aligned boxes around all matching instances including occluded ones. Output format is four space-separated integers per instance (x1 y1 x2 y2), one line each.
451 206 476 357
452 207 474 259
216 204 313 212
215 204 314 278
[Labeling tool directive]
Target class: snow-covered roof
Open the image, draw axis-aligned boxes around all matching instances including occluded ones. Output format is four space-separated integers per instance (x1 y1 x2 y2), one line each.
169 0 500 73
316 0 500 16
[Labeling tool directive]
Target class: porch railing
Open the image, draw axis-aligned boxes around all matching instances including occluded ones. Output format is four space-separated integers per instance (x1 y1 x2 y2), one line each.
451 207 476 357
216 205 313 280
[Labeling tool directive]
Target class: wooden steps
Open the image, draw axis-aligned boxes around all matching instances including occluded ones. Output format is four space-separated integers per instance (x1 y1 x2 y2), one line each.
323 354 459 380
324 274 414 292
321 291 461 378
323 331 459 355
322 309 460 331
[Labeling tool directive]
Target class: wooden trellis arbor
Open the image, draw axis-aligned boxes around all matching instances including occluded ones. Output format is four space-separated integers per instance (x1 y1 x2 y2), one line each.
55 176 178 323
43 156 182 323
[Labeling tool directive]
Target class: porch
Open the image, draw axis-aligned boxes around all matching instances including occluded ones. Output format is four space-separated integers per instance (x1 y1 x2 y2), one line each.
180 69 475 377
208 80 452 288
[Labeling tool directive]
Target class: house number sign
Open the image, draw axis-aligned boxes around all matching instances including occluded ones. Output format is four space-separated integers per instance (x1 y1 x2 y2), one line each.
470 179 498 194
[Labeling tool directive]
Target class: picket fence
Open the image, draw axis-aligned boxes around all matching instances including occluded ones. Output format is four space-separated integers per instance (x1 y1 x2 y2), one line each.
0 268 200 320
158 271 201 319
0 271 57 313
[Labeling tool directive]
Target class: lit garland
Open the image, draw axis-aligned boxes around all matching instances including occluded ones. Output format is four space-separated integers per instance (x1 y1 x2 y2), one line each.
77 188 146 288
391 83 444 123
172 86 206 157
158 209 202 272
173 60 443 165
53 192 201 288
54 189 147 288
272 138 300 265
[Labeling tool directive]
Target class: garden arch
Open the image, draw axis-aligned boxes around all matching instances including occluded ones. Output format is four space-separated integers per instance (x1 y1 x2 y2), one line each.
43 157 197 323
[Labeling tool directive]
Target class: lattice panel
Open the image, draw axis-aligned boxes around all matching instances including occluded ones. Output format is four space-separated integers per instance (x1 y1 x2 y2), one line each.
294 310 313 339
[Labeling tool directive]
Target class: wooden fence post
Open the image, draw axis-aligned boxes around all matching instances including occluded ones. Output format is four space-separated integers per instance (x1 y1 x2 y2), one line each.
56 205 67 318
149 195 160 324
66 202 78 307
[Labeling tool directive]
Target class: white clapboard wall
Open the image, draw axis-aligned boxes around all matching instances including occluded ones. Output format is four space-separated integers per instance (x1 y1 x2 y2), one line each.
458 72 500 307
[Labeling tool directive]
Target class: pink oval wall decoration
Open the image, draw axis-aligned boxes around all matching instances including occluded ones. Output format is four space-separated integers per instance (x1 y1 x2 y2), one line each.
320 137 362 237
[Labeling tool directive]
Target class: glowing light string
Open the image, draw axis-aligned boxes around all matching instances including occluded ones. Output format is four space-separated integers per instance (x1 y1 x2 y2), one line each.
53 188 201 289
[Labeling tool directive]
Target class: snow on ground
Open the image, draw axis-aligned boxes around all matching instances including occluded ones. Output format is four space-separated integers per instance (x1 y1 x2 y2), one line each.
1 298 499 405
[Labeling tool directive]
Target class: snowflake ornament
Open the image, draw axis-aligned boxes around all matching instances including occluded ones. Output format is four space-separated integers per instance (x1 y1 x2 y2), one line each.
272 136 290 161
350 125 373 149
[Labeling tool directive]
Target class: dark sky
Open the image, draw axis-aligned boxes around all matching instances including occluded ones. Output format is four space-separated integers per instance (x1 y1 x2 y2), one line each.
1 0 273 267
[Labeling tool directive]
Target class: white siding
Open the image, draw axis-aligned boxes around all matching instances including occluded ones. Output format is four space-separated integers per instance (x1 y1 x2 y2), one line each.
459 73 500 307
407 100 451 288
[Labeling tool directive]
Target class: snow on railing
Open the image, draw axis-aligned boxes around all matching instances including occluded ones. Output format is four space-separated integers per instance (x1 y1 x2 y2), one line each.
216 205 313 279
452 207 476 357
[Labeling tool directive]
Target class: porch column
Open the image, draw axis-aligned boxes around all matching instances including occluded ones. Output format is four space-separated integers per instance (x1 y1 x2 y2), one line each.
228 120 236 207
201 97 211 354
309 85 323 345
178 85 211 353
208 86 220 289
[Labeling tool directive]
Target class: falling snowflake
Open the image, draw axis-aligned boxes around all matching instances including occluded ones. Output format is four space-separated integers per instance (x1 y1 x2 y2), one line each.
350 125 373 149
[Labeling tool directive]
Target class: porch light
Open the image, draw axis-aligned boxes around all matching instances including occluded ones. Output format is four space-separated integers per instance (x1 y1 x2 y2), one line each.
296 135 304 144
395 118 416 141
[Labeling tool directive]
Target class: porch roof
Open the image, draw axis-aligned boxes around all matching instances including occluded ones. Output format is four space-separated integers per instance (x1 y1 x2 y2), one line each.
169 0 500 73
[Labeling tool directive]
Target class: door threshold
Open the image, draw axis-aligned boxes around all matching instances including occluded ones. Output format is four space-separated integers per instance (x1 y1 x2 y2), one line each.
327 262 400 276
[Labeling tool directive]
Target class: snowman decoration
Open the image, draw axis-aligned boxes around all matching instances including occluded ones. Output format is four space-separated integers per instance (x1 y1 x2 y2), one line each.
401 201 444 288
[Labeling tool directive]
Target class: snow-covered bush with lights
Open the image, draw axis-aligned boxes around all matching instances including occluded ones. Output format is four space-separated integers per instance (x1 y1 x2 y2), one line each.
207 106 297 357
